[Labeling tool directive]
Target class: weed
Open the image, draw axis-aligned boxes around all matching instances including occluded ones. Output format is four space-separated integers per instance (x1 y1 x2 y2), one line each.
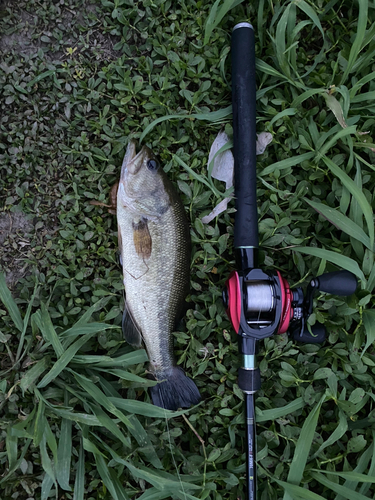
1 0 375 499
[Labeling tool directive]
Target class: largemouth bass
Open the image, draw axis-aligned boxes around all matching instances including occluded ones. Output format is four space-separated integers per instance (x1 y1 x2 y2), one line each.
117 140 201 411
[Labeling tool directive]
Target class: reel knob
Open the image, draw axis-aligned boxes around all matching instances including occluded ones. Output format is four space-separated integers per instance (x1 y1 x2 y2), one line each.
310 271 357 296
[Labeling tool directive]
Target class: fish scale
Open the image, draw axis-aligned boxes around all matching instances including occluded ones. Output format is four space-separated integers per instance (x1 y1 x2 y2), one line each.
121 207 186 369
117 140 201 411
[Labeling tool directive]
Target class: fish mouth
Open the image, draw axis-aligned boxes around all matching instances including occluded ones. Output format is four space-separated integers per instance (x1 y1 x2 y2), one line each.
127 147 147 175
120 140 137 178
120 140 155 177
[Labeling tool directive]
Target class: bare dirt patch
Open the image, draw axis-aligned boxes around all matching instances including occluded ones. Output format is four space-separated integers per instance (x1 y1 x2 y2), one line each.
0 0 123 292
0 0 121 61
0 211 34 288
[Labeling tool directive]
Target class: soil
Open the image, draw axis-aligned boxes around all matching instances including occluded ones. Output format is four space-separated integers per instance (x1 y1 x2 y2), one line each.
0 0 120 289
0 211 34 287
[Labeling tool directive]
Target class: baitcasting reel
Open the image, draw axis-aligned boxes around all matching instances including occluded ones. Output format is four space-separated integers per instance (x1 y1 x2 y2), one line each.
223 268 358 345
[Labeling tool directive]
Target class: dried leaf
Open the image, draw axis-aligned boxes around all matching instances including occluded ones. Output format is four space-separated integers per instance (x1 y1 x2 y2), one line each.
209 131 234 189
203 131 272 222
201 197 232 223
256 131 273 154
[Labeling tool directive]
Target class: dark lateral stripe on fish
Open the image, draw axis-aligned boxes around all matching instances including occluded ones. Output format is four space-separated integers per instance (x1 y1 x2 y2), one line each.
132 218 152 259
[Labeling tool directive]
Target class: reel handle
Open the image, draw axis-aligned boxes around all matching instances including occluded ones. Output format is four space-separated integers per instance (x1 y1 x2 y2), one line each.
232 23 258 250
311 271 357 296
292 324 326 344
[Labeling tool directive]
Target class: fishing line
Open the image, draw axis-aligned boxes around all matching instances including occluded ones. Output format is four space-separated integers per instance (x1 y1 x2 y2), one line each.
123 264 149 280
122 289 186 497
160 391 188 500
246 282 274 313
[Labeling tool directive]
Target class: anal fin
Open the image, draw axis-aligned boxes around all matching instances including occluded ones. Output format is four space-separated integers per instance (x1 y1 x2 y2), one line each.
122 303 142 347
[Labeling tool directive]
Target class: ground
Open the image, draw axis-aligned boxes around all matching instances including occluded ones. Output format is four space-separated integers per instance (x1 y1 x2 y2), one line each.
0 0 120 290
1 1 375 499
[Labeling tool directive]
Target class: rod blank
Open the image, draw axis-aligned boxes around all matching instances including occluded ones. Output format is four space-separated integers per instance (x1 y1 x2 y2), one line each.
246 393 256 500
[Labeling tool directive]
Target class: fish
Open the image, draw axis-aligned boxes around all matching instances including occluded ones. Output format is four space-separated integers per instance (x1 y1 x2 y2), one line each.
117 140 201 411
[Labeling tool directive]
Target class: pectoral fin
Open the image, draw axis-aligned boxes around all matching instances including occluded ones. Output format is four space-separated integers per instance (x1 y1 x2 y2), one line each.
132 218 152 259
109 181 119 212
122 303 142 347
117 224 123 266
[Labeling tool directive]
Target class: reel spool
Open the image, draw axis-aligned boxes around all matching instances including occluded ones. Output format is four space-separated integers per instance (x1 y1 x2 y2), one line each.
223 269 291 337
245 281 275 324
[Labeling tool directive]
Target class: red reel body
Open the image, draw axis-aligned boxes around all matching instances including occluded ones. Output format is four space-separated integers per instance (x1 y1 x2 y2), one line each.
225 271 242 333
224 270 293 336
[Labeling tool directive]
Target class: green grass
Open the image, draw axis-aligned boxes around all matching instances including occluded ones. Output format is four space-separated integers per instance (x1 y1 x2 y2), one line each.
1 0 375 499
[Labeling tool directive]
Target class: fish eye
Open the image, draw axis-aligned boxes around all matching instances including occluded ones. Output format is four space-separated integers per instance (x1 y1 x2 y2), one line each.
147 159 159 171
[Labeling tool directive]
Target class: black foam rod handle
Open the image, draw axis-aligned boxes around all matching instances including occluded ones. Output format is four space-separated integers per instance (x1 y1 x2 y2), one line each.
316 271 358 296
232 23 258 249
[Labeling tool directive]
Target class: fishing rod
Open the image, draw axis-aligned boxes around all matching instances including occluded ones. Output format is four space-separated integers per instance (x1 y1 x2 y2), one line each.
223 22 358 500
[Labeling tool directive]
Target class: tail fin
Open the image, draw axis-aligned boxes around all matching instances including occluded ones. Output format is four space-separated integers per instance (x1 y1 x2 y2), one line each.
149 367 201 411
